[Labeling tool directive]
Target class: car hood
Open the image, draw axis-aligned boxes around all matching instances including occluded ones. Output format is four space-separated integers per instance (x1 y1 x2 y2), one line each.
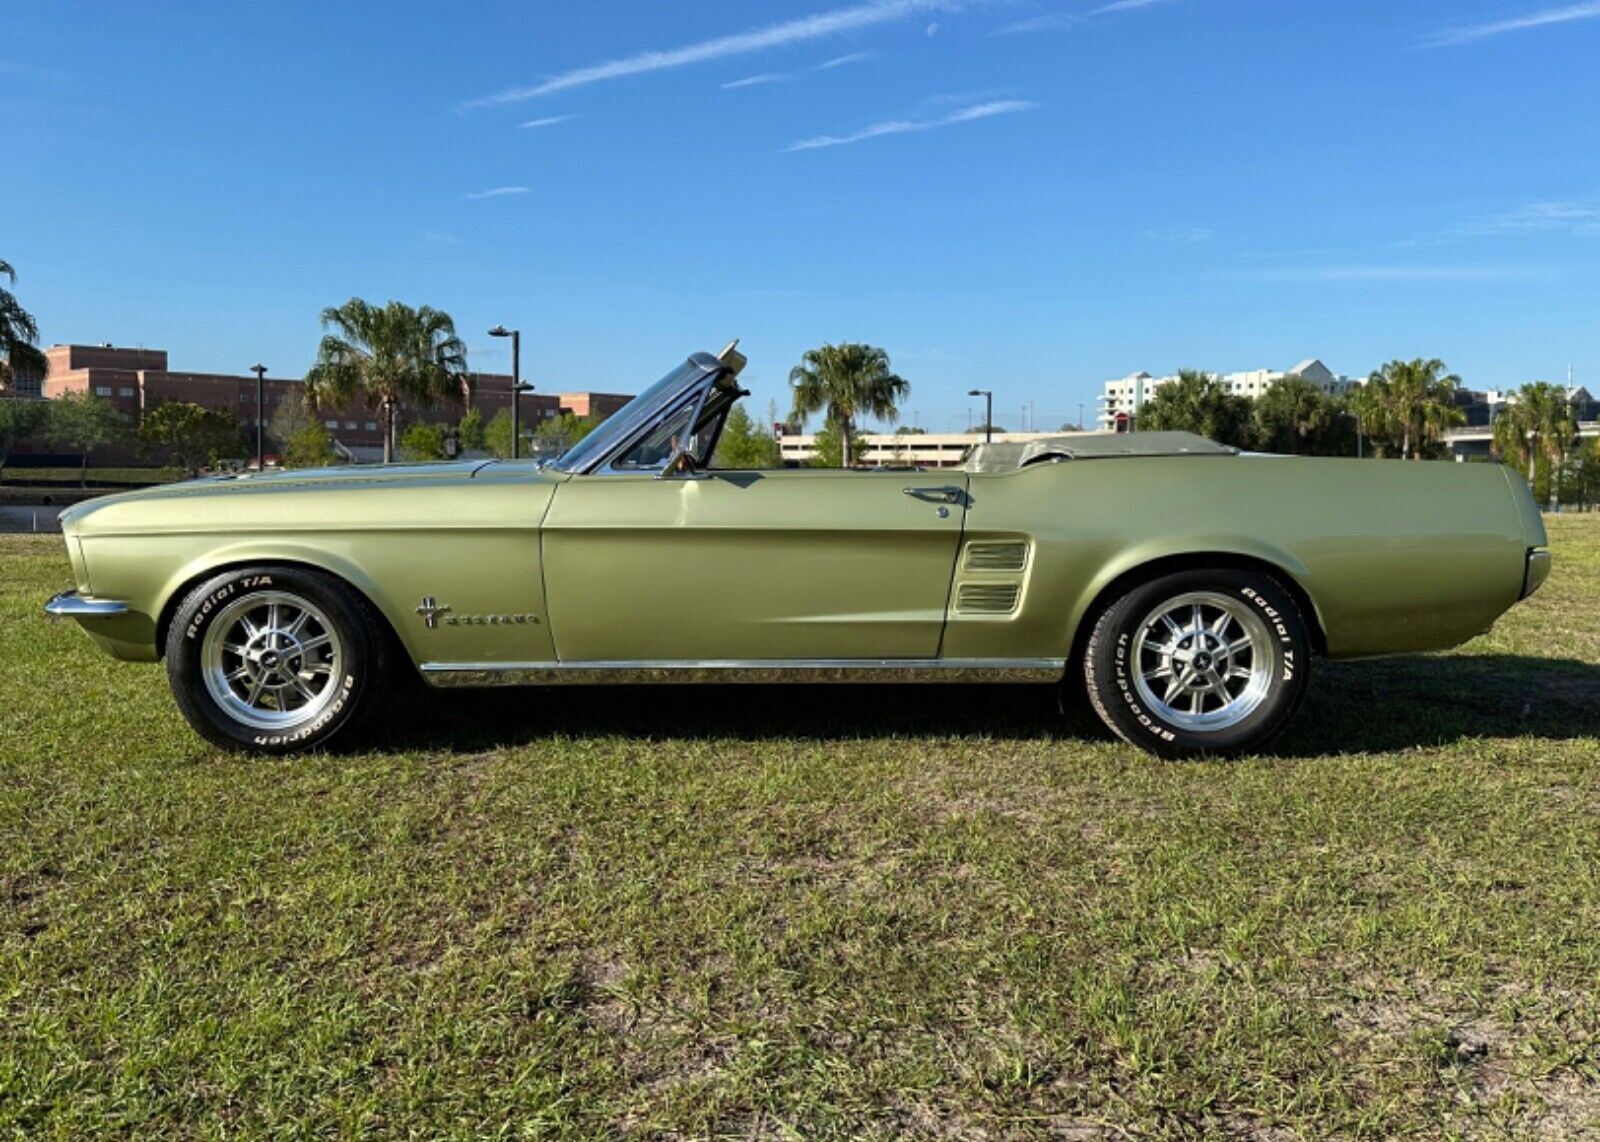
59 459 520 533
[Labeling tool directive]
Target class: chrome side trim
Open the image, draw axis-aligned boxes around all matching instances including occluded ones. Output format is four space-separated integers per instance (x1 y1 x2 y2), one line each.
420 657 1066 688
44 591 130 619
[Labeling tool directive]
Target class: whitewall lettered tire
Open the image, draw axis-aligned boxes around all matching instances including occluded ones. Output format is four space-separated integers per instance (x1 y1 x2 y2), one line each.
1081 568 1312 758
164 566 388 753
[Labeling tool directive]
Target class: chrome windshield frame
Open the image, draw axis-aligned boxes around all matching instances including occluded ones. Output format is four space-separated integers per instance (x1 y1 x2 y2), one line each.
546 353 726 476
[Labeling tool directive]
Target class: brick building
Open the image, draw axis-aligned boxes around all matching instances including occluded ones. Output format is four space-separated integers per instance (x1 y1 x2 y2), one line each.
32 343 632 463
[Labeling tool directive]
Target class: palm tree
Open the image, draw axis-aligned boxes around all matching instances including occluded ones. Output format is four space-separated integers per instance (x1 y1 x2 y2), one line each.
1139 369 1252 448
1366 359 1463 459
788 343 909 468
304 299 470 463
0 259 49 395
1493 381 1577 497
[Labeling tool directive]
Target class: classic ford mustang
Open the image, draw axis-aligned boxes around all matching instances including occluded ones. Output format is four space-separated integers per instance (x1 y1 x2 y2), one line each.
46 343 1551 757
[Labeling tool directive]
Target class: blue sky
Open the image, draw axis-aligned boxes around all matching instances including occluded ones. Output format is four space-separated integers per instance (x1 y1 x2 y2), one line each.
5 0 1599 432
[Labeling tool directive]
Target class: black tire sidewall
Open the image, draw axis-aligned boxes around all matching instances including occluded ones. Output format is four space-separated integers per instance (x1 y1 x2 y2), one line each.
1084 568 1311 758
164 566 382 753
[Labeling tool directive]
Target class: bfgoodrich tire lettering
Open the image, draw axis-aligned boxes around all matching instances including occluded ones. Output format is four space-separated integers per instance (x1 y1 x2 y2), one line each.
164 566 388 754
1081 568 1312 759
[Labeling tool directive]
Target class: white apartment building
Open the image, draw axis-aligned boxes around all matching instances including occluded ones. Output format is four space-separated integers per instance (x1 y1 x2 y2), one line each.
778 431 1094 469
1096 358 1358 431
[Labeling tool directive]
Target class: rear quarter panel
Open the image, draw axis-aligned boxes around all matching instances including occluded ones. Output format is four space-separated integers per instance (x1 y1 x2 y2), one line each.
946 456 1531 661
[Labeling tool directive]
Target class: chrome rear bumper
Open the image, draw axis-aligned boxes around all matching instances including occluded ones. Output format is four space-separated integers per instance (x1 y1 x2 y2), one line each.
44 591 130 619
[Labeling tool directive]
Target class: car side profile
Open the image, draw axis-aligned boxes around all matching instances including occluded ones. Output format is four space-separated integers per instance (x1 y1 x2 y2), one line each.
46 343 1551 757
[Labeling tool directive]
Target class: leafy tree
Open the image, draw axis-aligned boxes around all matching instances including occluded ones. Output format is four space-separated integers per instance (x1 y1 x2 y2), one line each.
304 298 469 463
137 401 246 478
713 403 780 468
789 343 909 468
1250 376 1355 455
484 409 516 459
267 388 317 455
893 425 927 436
0 259 48 395
535 411 598 447
457 407 486 454
0 397 49 478
399 421 448 461
281 421 337 469
1493 381 1576 499
47 391 127 485
1364 359 1463 460
811 417 867 468
973 422 1008 435
1138 369 1252 448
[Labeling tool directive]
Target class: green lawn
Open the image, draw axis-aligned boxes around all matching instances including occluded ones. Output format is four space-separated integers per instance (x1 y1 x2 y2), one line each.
3 521 1598 1139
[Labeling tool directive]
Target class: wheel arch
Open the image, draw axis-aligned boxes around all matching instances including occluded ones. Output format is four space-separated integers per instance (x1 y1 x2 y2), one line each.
155 551 410 669
1065 548 1329 673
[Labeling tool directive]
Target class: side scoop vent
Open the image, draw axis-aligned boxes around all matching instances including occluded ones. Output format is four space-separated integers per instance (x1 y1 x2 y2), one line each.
964 542 1028 572
956 583 1021 615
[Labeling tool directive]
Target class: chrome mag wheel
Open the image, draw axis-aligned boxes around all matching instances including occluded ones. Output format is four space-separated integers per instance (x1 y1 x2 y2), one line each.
200 590 345 731
1129 590 1276 732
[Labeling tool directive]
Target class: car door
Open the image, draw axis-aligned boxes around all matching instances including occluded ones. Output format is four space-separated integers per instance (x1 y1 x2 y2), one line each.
540 468 968 662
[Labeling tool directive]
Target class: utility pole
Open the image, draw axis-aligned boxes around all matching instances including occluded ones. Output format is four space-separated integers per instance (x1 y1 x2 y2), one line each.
968 389 994 443
249 364 267 470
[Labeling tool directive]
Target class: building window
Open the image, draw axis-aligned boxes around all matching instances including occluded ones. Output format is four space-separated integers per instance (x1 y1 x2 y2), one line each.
365 421 378 431
324 419 339 429
94 385 112 396
345 420 357 430
119 387 135 397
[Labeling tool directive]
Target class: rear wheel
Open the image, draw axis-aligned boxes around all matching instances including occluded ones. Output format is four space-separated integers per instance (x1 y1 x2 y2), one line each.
1081 568 1311 758
165 566 387 753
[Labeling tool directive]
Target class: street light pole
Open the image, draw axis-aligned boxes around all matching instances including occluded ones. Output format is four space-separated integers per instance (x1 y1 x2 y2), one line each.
250 364 267 470
487 326 524 459
968 389 993 443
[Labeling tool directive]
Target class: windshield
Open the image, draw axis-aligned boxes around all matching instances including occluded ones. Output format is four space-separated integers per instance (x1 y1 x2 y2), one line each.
546 359 714 473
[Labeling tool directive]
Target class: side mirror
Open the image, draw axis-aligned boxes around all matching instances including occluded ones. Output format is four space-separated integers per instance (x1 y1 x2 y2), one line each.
656 446 703 479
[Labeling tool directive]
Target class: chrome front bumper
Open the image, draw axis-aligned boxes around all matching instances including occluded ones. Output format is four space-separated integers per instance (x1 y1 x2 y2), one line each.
44 590 130 619
1522 548 1552 600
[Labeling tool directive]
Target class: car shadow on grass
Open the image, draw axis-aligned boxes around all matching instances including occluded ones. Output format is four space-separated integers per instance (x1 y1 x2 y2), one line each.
359 653 1600 756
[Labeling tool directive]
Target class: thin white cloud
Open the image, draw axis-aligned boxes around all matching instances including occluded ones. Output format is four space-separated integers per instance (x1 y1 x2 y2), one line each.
518 114 575 129
1092 0 1181 12
1452 200 1600 238
818 50 875 68
923 87 1017 105
786 98 1039 152
721 72 787 89
463 186 529 200
1215 264 1543 283
1422 0 1600 47
991 12 1077 34
462 0 959 108
1399 200 1600 245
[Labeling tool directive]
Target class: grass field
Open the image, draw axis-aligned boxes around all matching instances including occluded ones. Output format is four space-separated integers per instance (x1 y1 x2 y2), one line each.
3 521 1598 1139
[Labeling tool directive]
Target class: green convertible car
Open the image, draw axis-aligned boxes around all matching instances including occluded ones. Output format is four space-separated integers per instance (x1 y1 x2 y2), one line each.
46 344 1551 757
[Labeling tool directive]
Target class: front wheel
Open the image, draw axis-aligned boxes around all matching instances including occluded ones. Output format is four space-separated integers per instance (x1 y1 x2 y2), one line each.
1081 568 1312 758
164 566 388 753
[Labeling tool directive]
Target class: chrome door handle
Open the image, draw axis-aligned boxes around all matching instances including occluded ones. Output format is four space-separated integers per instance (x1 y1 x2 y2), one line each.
903 485 962 504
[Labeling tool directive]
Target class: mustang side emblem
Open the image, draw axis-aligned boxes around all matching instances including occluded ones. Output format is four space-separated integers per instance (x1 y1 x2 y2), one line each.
416 596 451 629
416 595 539 629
